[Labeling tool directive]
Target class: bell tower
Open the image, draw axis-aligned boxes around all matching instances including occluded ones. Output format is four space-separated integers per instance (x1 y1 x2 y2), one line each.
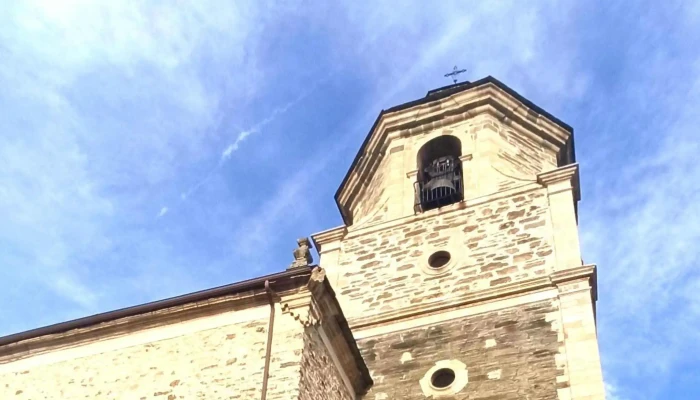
312 77 604 399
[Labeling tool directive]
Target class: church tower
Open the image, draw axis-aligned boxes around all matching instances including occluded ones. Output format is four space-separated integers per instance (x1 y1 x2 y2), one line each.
312 77 605 399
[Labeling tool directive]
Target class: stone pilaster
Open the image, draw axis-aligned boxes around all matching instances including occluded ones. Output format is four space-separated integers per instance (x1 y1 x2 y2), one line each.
538 164 582 271
311 226 347 297
552 265 605 400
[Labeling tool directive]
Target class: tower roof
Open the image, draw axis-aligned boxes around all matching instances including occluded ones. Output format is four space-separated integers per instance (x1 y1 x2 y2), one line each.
334 76 576 225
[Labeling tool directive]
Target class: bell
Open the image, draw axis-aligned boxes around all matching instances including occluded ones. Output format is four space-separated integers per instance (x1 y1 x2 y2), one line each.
418 155 462 209
424 177 456 193
423 177 457 201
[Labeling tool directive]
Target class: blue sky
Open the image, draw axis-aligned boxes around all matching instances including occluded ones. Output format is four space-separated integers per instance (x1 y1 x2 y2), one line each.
0 1 698 398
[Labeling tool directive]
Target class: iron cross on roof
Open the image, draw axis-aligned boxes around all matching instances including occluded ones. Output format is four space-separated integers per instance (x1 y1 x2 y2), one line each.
444 66 467 84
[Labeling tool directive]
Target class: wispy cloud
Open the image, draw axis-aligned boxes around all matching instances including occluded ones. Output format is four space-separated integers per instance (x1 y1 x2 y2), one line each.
2 1 576 320
1 2 699 398
220 130 254 163
51 276 100 310
605 383 629 400
173 74 332 206
576 4 700 398
0 0 263 325
582 58 700 397
218 74 334 164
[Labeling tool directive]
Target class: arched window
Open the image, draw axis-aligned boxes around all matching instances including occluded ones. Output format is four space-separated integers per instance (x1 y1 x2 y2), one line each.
414 136 463 211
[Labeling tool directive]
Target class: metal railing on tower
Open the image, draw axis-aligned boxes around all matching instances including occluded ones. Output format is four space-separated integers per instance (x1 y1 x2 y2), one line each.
414 156 463 212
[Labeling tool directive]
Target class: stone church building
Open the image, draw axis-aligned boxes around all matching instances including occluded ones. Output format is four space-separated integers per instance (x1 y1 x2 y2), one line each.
0 77 605 399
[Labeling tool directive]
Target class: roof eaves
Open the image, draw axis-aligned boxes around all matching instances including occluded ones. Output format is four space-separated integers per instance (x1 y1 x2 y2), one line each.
0 267 313 347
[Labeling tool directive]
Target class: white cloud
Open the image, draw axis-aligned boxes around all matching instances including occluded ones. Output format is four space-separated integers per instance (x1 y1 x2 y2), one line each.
174 74 334 207
217 74 333 164
220 130 255 163
0 0 265 319
605 383 628 400
579 5 700 396
51 275 100 310
583 64 700 377
1 3 697 398
221 143 237 161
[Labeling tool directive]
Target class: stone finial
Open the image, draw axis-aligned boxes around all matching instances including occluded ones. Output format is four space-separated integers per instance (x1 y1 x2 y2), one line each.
288 237 313 270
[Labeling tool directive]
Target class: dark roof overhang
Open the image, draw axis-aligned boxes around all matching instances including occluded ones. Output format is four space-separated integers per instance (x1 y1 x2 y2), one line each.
0 268 313 347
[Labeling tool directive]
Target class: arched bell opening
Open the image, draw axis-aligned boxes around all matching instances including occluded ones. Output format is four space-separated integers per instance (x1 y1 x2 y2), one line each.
415 136 463 212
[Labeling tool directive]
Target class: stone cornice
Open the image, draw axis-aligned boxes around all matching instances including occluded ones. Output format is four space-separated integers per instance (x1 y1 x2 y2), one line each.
310 226 347 253
458 153 473 163
537 163 581 201
0 288 271 364
281 291 321 327
348 275 553 330
0 268 314 349
551 264 598 301
348 266 597 332
0 269 316 364
550 264 596 285
336 81 574 223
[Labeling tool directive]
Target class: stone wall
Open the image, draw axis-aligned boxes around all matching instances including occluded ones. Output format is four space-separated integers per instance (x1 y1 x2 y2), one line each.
353 154 391 227
358 299 564 399
335 186 555 322
298 327 353 400
344 113 559 228
0 306 307 400
496 126 557 191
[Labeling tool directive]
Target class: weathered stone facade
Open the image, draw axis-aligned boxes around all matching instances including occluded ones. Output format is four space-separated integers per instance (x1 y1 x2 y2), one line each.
1 312 295 399
333 186 555 321
0 268 371 399
299 328 354 400
359 300 563 399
